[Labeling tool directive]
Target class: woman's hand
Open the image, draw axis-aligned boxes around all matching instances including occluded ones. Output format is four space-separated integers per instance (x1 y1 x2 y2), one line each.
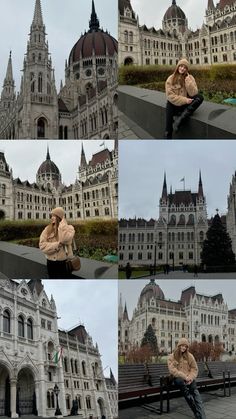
186 98 193 104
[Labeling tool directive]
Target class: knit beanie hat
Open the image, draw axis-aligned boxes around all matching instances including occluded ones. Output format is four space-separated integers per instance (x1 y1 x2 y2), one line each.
51 207 65 220
177 338 190 348
176 58 189 70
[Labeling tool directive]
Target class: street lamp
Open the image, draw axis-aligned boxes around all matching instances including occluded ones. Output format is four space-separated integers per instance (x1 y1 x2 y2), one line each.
53 384 62 417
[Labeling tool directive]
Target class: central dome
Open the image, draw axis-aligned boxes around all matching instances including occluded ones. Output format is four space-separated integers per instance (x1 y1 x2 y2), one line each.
163 0 186 21
36 148 61 189
37 150 60 177
140 280 165 302
68 1 117 64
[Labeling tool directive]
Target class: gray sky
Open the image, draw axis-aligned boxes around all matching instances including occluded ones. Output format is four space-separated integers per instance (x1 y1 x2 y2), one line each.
132 0 208 31
0 0 117 91
0 140 114 185
119 140 236 220
43 280 118 380
119 279 236 321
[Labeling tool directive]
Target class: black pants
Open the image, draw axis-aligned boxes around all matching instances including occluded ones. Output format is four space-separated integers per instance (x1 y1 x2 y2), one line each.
174 378 206 419
47 259 73 279
165 94 204 136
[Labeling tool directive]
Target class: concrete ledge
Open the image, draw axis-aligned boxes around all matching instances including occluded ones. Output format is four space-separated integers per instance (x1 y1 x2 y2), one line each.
0 242 117 279
118 85 236 139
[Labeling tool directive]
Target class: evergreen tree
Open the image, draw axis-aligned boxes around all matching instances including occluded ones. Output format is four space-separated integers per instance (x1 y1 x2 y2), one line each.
141 324 158 354
201 213 235 266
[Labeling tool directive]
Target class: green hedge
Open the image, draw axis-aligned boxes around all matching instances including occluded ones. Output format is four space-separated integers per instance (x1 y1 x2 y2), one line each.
0 219 118 261
119 64 236 86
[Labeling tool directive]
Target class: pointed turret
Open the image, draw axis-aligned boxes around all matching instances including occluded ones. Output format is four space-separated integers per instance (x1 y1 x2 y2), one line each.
110 368 116 385
80 143 87 168
161 173 168 200
0 51 15 114
89 0 100 32
172 0 176 4
46 145 51 160
207 0 215 9
5 51 13 82
123 303 129 321
198 171 204 198
32 0 44 27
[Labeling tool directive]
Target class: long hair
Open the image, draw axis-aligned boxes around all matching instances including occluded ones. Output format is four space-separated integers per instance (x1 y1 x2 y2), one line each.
45 215 60 239
173 346 192 364
171 65 187 87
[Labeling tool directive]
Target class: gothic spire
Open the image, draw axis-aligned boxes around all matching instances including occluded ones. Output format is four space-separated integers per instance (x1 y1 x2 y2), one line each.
4 51 13 83
80 143 87 167
172 0 176 5
161 172 168 200
89 0 100 32
46 145 51 160
32 0 43 27
123 303 129 321
207 0 215 9
198 170 204 197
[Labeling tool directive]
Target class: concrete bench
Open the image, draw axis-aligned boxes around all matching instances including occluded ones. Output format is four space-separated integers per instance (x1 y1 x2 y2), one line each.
118 85 236 139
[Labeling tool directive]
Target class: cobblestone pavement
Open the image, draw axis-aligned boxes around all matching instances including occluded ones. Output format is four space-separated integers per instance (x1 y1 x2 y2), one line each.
119 387 236 418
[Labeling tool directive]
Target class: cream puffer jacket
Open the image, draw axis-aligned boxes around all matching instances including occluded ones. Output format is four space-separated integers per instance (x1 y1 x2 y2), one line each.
167 352 198 381
165 74 198 106
39 218 75 261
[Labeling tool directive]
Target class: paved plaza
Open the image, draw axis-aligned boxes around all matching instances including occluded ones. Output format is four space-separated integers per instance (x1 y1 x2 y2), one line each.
131 271 236 280
118 111 153 139
119 387 236 419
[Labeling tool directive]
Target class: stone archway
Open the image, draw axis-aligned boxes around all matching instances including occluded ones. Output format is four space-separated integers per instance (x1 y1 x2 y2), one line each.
0 210 5 220
37 117 47 138
124 57 133 65
0 364 11 417
17 368 36 415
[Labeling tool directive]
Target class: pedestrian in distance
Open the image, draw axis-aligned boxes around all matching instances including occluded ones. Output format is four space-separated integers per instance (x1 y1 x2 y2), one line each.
168 338 206 419
125 262 132 279
39 207 75 279
165 58 204 139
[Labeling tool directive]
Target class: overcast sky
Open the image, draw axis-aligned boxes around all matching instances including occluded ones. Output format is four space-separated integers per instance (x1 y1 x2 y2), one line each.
119 140 236 220
0 140 114 185
43 280 118 380
131 0 208 31
119 279 236 321
0 0 117 91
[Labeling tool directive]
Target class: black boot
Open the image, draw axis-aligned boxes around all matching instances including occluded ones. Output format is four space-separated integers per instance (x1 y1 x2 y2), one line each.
173 95 203 132
164 131 172 139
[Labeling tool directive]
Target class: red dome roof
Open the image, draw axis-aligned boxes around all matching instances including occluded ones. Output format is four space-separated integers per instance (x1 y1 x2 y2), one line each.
164 0 186 21
140 280 165 302
69 30 117 63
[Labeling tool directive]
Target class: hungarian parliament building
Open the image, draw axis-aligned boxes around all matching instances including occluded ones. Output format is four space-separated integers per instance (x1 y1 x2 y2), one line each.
119 0 236 66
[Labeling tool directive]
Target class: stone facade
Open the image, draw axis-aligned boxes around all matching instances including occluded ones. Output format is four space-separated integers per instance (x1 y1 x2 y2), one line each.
226 171 236 258
0 279 116 418
119 0 236 66
0 0 118 139
118 280 236 355
119 173 208 267
0 142 118 221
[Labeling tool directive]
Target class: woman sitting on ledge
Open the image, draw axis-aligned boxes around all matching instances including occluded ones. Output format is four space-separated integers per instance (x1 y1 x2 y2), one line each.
165 58 204 139
39 207 75 279
168 338 206 419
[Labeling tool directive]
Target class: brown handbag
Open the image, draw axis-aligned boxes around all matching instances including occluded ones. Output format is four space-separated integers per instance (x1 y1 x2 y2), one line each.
65 239 81 272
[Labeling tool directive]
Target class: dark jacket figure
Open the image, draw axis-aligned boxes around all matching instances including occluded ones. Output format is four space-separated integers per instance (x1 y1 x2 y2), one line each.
165 58 203 139
125 262 132 279
168 338 206 419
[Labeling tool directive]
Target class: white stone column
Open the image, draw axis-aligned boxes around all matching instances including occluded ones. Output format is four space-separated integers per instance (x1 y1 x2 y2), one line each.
10 379 18 418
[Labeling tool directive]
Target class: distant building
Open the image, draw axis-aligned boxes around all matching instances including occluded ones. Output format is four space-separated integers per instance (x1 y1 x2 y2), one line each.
119 0 236 66
0 142 118 221
0 0 118 139
0 278 116 418
226 171 236 258
119 280 236 356
119 173 208 267
105 369 118 419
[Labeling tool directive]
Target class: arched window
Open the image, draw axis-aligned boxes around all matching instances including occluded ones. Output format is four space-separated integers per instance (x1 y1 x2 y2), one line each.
47 391 51 408
64 357 68 372
71 359 74 374
75 360 78 374
37 117 46 138
38 73 43 93
27 318 33 339
82 361 86 376
18 315 24 337
3 310 10 333
124 30 128 43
